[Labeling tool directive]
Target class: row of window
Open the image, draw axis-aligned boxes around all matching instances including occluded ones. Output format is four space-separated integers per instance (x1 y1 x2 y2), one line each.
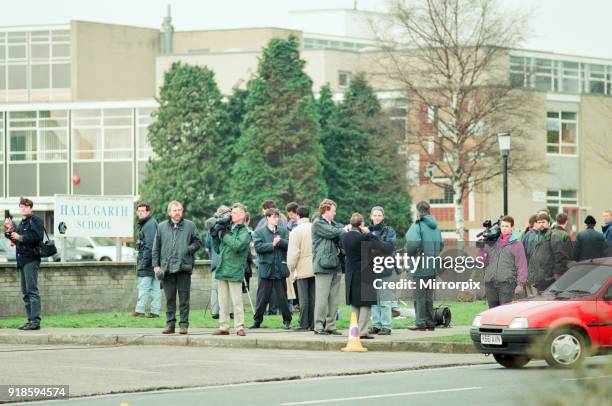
510 55 612 95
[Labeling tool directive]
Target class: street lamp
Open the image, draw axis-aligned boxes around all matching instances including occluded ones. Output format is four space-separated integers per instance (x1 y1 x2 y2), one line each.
497 132 511 215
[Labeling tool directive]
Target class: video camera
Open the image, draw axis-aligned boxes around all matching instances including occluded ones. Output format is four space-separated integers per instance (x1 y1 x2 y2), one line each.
4 210 15 241
476 218 501 247
205 208 232 238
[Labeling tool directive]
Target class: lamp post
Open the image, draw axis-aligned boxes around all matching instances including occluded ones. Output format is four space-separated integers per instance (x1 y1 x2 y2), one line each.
498 132 511 216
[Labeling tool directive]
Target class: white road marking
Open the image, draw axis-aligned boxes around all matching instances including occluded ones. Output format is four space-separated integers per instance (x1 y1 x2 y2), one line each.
280 387 483 405
563 374 612 381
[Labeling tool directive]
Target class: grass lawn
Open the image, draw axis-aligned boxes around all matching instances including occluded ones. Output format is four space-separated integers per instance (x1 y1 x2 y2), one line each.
0 301 488 330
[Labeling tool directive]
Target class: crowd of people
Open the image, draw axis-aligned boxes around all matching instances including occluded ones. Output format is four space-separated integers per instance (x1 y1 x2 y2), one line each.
6 195 612 335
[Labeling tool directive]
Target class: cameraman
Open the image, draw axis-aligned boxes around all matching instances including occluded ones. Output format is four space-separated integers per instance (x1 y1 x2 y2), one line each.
212 203 251 336
205 205 231 319
9 197 44 330
479 216 528 308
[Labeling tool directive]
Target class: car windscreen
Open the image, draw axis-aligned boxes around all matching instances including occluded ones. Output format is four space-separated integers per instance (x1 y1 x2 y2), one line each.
546 264 612 295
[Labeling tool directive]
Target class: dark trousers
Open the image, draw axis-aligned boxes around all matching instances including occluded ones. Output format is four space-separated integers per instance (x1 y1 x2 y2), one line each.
413 277 435 328
19 261 41 325
253 278 292 325
163 271 191 328
263 276 279 314
297 277 315 329
485 281 516 308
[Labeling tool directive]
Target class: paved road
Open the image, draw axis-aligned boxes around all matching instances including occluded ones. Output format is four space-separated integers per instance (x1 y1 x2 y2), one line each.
1 344 609 405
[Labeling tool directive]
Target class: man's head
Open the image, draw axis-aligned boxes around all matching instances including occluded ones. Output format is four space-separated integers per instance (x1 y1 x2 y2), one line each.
167 201 183 223
500 215 514 236
370 206 384 226
528 214 537 229
556 212 568 228
296 206 310 220
604 209 612 225
231 203 247 225
350 213 364 228
265 208 280 228
319 199 337 221
19 197 33 216
286 202 299 222
261 200 276 215
584 215 597 228
136 202 151 220
536 213 550 230
416 201 430 219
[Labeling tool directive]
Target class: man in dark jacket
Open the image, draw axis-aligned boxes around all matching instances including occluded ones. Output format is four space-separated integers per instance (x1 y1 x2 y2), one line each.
573 215 606 261
312 199 346 335
527 213 555 292
549 212 573 280
250 208 292 329
9 197 44 330
603 209 612 248
405 201 444 331
152 200 201 335
133 202 159 318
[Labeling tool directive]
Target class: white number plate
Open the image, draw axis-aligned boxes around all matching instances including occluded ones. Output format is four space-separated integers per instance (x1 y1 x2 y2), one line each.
480 334 502 345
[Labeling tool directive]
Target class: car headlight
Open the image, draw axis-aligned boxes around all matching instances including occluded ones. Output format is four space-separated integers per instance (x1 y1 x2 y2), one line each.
472 316 482 327
508 317 529 329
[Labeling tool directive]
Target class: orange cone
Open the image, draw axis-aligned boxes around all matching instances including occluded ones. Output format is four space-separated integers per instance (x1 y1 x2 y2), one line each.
341 311 368 352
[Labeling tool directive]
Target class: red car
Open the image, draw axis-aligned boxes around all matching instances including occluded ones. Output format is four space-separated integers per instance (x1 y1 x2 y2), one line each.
471 257 612 368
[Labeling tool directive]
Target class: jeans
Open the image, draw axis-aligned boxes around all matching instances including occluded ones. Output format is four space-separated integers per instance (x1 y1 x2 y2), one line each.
163 271 191 328
19 261 41 325
210 270 219 316
371 301 392 329
135 276 161 315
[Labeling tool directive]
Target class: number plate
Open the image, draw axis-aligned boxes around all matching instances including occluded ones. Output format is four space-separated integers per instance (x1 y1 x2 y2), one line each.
480 334 502 345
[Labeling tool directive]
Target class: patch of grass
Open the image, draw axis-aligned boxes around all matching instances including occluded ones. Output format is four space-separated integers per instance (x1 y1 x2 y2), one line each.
408 334 472 343
0 301 487 329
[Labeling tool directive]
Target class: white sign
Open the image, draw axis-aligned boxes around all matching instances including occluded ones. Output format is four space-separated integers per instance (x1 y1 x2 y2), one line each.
532 191 546 203
54 195 134 237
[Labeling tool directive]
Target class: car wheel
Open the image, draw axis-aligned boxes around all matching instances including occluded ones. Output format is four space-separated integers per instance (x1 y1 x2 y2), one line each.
100 257 112 261
544 328 587 368
493 353 531 369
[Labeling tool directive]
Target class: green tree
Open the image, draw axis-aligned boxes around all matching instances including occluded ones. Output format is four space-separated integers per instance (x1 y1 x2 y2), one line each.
230 36 326 216
321 73 412 233
140 62 234 231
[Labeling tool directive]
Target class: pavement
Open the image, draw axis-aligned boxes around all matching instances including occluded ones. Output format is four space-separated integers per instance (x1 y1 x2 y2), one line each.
0 343 608 405
0 326 474 353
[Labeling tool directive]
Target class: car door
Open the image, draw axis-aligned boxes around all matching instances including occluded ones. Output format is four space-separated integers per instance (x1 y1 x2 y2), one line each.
597 283 612 347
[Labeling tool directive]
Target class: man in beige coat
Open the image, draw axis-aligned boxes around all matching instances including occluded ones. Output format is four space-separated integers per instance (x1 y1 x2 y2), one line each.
287 206 315 331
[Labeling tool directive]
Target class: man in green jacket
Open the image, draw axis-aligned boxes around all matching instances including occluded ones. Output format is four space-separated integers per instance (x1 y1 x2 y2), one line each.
549 212 573 280
152 201 202 335
404 201 444 331
212 203 251 336
312 198 346 335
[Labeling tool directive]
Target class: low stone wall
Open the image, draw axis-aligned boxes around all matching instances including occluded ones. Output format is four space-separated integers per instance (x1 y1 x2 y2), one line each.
0 261 216 317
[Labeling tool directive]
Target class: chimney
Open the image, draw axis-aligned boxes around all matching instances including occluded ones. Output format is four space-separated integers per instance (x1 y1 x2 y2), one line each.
162 4 174 55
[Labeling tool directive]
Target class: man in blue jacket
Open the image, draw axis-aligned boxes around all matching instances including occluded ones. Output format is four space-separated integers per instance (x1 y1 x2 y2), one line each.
133 202 159 318
405 201 444 331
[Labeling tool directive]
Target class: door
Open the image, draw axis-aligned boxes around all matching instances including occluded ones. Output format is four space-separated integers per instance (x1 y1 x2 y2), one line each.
562 206 579 239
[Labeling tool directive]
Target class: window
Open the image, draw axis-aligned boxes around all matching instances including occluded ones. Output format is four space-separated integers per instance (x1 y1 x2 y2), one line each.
546 111 577 154
8 110 68 161
72 108 133 161
534 59 557 92
430 186 455 204
547 190 577 217
509 56 525 88
561 62 579 93
338 71 350 87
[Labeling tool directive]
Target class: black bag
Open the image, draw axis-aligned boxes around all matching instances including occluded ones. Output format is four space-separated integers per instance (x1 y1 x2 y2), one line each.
38 226 57 258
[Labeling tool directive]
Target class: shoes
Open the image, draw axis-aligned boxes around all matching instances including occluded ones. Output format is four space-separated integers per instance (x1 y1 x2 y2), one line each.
293 327 309 332
360 335 375 340
17 323 30 330
132 312 145 317
292 305 301 313
407 326 434 331
314 330 329 335
248 324 261 329
230 313 234 319
368 327 381 335
146 313 159 318
179 327 188 335
391 309 401 318
326 330 342 335
162 326 175 334
237 329 246 336
378 328 392 335
211 314 219 320
212 329 229 336
21 323 40 331
283 321 292 330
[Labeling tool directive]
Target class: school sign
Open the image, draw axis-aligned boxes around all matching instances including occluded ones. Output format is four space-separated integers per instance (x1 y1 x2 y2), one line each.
54 195 134 237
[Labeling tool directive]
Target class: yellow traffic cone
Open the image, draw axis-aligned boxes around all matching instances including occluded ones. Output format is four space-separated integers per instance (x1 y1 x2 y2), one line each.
341 311 368 352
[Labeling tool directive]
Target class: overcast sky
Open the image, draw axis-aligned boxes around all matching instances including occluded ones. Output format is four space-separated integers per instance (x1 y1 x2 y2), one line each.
3 0 611 59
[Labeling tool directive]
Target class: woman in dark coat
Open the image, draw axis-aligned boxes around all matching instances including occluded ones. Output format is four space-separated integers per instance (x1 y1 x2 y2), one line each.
341 213 394 339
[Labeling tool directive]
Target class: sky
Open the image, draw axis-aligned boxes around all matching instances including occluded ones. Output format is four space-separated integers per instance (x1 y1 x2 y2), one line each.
2 0 611 60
